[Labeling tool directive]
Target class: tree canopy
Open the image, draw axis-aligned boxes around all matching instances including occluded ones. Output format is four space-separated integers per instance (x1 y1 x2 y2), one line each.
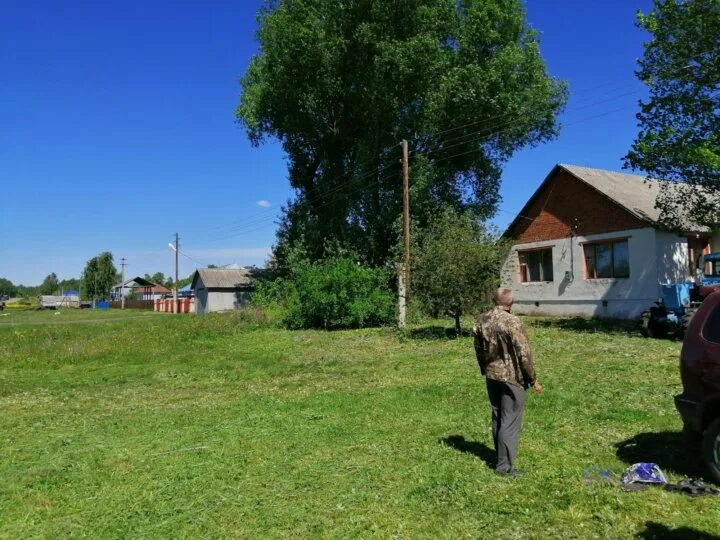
238 0 567 267
82 252 117 301
625 0 720 229
39 273 59 296
413 209 509 333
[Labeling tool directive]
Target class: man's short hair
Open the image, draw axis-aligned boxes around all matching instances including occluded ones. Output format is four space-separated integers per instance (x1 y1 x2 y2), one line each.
492 288 513 307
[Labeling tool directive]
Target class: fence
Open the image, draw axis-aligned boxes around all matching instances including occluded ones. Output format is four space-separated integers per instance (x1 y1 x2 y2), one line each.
154 298 194 313
108 300 155 310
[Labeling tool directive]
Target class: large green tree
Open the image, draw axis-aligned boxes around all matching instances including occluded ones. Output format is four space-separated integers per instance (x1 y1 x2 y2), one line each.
39 273 59 296
238 0 566 268
0 278 17 298
82 252 117 301
414 209 509 334
625 0 720 229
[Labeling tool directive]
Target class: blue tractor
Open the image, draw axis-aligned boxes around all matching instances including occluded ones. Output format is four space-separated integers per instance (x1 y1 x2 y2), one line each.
640 252 720 339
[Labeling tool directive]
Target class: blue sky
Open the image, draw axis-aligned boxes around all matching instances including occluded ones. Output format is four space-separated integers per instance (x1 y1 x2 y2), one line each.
1 0 653 285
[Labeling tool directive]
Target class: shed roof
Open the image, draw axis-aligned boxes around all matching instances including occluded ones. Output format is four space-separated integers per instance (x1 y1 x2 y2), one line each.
191 268 254 289
505 164 708 237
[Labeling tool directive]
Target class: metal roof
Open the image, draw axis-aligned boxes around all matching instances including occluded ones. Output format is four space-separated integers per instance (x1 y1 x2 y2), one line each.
191 268 254 289
505 164 708 236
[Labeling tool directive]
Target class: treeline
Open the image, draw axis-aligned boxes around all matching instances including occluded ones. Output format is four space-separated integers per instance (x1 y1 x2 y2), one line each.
0 253 195 301
0 274 82 299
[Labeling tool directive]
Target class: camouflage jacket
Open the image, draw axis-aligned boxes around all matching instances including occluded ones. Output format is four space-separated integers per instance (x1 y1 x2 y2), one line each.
473 307 536 389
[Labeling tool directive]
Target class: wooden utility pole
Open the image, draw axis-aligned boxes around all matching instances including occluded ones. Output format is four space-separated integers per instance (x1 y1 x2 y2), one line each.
402 140 410 291
174 233 179 314
399 139 410 328
120 257 127 309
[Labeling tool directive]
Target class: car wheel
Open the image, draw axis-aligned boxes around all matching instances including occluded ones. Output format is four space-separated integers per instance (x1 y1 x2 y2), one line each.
682 307 698 332
702 418 720 484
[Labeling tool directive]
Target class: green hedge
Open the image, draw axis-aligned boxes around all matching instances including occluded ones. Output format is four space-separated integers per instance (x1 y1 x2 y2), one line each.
254 257 395 330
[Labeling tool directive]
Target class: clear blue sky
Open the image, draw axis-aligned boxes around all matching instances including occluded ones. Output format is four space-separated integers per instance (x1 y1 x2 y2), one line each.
1 0 653 285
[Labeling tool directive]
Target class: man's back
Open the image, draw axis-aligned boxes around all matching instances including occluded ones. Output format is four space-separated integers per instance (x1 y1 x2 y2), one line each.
474 307 535 389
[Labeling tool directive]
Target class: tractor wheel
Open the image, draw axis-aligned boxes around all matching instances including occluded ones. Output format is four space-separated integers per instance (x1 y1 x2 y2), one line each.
702 418 720 485
683 307 698 332
640 311 654 338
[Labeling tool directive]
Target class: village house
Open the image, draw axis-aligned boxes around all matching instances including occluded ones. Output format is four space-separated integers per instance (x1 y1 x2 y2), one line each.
111 277 171 301
502 164 720 319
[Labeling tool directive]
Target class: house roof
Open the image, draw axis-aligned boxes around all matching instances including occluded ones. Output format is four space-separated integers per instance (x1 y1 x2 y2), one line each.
113 276 154 289
148 284 171 293
191 268 254 289
505 164 708 237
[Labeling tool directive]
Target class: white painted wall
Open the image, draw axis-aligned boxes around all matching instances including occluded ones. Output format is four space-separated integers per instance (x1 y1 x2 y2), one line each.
194 282 252 314
206 290 252 313
656 231 691 283
501 227 692 319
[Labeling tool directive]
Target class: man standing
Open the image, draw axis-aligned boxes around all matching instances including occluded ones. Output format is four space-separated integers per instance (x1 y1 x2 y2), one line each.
473 288 542 477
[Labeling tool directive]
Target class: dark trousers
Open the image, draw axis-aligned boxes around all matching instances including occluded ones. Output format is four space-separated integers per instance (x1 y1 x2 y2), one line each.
486 378 526 473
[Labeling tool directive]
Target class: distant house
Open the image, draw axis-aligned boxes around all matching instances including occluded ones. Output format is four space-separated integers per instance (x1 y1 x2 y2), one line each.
501 164 720 319
191 268 257 314
111 277 171 301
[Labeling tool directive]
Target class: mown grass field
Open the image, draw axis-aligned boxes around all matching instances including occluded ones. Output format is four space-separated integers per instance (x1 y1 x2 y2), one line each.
1 310 717 538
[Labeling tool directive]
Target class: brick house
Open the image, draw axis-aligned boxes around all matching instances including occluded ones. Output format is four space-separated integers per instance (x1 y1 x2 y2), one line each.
501 164 720 319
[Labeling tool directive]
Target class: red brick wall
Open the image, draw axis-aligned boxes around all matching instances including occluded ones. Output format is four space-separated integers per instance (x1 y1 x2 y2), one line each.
507 168 648 243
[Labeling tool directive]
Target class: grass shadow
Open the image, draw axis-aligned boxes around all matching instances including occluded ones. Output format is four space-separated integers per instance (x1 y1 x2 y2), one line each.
615 431 705 479
636 521 720 539
408 326 473 341
439 435 495 469
529 317 639 336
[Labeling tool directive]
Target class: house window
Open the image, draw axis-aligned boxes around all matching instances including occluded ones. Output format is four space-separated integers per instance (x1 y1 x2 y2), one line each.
584 239 630 279
518 249 553 282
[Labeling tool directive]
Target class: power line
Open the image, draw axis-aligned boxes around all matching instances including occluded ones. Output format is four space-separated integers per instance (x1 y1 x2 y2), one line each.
179 55 714 246
186 98 641 245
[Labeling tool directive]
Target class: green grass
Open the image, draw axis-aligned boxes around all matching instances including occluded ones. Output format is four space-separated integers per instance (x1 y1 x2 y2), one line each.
0 307 165 325
0 310 716 538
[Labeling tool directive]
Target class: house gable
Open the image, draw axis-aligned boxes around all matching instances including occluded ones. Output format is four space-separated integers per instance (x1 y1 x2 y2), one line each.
505 166 650 243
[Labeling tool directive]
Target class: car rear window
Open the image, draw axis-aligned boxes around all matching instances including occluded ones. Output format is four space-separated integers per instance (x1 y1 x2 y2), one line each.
703 303 720 344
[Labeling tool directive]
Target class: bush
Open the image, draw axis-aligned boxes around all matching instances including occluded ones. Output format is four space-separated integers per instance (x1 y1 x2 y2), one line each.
254 257 395 330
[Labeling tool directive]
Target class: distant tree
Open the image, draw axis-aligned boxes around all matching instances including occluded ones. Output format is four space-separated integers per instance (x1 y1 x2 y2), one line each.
414 209 510 334
0 278 16 297
82 252 117 301
151 272 166 285
207 264 218 269
176 274 194 290
624 0 720 228
39 273 59 295
238 0 567 269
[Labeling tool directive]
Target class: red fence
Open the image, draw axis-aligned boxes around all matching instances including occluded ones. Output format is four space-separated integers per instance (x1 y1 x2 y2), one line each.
109 300 154 310
154 298 194 313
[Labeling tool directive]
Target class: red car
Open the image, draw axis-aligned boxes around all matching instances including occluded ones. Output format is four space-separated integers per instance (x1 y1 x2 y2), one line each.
675 289 720 483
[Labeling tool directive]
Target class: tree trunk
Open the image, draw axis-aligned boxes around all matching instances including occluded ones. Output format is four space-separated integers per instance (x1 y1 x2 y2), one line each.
454 312 461 335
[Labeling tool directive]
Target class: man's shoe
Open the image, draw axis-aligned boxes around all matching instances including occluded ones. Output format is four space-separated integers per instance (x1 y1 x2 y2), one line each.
495 468 524 477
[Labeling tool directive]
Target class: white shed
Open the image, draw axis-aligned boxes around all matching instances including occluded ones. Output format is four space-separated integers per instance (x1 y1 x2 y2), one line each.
191 268 256 314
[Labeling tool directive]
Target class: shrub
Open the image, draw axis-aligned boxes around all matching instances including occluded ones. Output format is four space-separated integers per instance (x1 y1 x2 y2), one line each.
414 209 510 333
255 257 395 330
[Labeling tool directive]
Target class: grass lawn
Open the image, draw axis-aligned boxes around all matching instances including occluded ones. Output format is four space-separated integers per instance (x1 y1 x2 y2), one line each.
0 310 717 538
0 307 165 325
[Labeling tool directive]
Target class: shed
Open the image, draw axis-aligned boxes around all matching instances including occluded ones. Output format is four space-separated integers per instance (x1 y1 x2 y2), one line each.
191 268 256 314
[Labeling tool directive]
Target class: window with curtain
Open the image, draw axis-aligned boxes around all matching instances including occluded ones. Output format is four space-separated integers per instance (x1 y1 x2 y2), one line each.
518 249 553 282
584 240 629 279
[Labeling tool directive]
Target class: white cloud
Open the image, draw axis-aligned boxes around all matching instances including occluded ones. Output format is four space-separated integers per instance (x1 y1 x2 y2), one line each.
256 200 271 208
